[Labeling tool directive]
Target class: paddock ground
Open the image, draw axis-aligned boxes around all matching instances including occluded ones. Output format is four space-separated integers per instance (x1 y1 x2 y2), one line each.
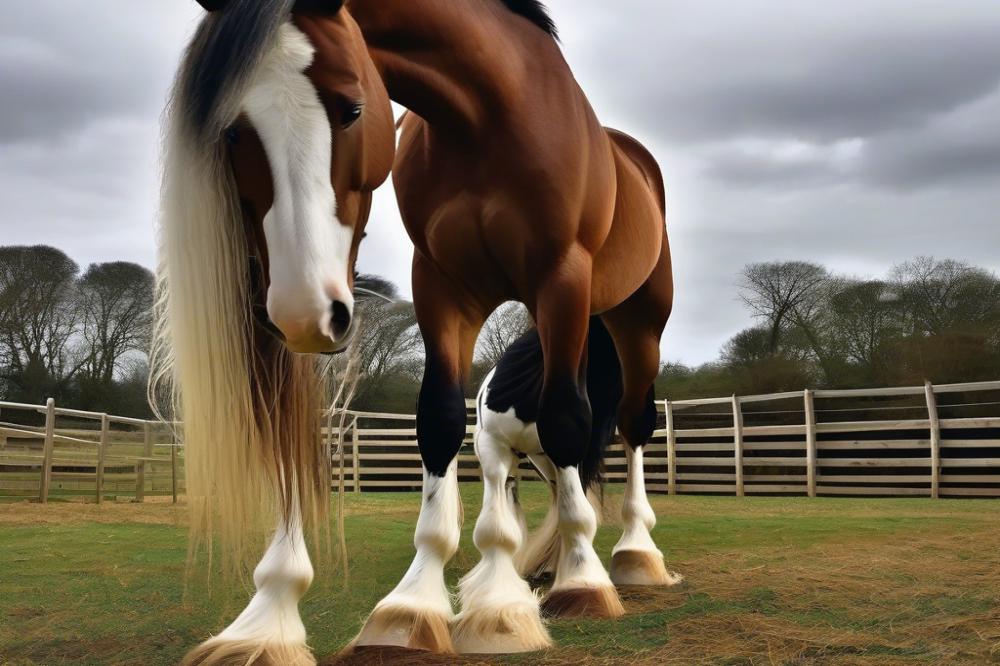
1 486 998 665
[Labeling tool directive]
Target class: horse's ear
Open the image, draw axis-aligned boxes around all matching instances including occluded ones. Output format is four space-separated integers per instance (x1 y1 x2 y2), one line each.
195 0 231 11
294 0 346 15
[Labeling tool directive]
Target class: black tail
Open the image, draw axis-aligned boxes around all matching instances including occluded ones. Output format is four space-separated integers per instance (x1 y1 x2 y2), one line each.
484 317 623 492
579 317 623 491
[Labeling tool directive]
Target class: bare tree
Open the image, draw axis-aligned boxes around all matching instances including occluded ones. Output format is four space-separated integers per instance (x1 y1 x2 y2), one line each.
739 261 830 355
476 302 534 369
892 257 1000 337
343 275 423 405
0 246 82 394
78 262 155 384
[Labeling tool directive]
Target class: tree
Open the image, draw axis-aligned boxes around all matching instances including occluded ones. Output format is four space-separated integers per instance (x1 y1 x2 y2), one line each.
0 246 82 399
739 261 830 355
824 280 902 385
891 257 1000 337
78 262 155 384
722 327 773 367
343 275 423 409
476 302 534 369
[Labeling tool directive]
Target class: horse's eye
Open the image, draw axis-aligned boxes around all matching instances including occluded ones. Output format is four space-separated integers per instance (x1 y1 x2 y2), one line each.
342 103 363 128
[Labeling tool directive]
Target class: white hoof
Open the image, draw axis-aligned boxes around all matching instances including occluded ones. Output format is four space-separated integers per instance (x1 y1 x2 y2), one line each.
611 549 685 587
181 637 315 666
351 601 455 654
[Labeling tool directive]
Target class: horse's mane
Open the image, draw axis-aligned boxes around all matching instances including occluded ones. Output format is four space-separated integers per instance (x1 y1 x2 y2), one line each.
181 0 297 140
502 0 558 40
152 1 328 576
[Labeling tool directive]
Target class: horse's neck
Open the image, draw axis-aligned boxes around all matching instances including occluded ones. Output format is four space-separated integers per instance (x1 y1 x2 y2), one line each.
349 0 549 137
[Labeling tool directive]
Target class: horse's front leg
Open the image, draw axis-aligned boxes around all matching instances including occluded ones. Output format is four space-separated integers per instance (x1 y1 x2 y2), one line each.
352 259 482 654
183 506 315 666
535 246 625 619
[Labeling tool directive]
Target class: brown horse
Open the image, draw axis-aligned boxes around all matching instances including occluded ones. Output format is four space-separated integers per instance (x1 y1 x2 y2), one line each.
343 0 681 654
153 1 393 664
162 0 677 661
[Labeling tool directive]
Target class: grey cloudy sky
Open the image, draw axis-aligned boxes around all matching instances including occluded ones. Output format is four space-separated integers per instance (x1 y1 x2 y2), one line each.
1 0 998 364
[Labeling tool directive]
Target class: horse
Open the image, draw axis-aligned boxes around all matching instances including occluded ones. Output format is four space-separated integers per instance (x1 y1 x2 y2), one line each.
161 0 676 660
152 1 394 664
341 0 683 655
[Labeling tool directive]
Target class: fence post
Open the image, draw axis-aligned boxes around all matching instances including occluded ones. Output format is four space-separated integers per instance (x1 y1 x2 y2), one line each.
170 428 179 505
804 389 817 498
924 381 941 499
38 398 56 503
352 419 363 494
665 400 677 496
732 395 745 497
135 421 152 502
96 414 108 505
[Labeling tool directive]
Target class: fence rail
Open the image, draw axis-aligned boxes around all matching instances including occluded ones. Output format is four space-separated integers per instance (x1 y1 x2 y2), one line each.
0 399 180 503
4 379 999 502
330 380 1000 498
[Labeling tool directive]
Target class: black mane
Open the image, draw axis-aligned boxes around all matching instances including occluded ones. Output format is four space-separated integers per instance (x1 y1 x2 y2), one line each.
502 0 558 40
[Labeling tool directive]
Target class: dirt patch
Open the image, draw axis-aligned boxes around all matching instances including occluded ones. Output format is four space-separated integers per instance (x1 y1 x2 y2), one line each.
0 497 187 527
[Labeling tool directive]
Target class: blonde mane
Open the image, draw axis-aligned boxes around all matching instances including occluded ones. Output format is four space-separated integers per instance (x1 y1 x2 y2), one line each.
151 11 327 574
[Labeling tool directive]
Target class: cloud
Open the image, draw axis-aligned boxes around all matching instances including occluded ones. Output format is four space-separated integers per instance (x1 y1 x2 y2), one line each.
0 1 199 144
0 0 997 367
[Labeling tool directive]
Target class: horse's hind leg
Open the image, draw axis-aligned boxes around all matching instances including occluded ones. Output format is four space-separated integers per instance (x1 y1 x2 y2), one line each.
601 247 683 588
534 248 624 619
183 506 315 666
453 422 551 653
351 257 483 654
514 453 560 580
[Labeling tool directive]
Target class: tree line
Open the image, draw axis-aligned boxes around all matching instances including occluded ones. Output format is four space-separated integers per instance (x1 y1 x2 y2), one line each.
658 257 1000 399
0 245 153 416
5 244 995 414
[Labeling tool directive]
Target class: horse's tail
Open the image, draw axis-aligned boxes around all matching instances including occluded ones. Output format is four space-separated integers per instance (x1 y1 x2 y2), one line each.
150 0 327 576
578 317 624 492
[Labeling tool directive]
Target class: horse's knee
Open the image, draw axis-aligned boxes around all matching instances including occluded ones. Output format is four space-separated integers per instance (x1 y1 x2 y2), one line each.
536 375 591 468
618 386 657 448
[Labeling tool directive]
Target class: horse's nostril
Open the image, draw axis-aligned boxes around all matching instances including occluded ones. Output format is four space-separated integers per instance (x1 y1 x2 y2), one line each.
330 301 352 338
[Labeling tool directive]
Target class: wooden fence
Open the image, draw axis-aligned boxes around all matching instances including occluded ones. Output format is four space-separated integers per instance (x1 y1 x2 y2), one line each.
332 380 1000 498
0 400 180 503
4 379 998 502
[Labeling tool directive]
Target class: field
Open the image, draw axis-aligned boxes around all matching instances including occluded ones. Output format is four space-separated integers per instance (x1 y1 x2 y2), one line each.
2 485 999 665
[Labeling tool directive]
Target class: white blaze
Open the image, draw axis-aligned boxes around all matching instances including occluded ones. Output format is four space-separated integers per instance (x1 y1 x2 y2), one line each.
242 23 354 343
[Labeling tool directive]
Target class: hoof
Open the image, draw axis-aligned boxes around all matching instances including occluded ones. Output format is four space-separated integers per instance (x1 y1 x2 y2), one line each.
541 585 625 619
182 638 315 666
610 549 685 587
349 604 454 654
452 604 552 654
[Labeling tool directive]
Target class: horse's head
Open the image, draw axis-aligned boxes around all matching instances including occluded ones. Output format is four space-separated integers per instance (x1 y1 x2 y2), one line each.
195 0 394 354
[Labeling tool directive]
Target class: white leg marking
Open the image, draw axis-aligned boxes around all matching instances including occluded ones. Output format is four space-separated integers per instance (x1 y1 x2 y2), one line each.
611 445 684 587
454 427 550 653
552 466 613 592
191 508 314 663
354 463 460 651
539 466 624 618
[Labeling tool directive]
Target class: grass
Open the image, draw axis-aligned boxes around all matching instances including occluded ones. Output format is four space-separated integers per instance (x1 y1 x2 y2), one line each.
1 486 999 665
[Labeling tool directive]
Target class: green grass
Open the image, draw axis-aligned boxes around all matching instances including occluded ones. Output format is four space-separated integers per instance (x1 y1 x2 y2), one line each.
2 486 999 665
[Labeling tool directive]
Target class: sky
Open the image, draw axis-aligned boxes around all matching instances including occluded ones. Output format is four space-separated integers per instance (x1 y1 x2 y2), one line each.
1 0 998 365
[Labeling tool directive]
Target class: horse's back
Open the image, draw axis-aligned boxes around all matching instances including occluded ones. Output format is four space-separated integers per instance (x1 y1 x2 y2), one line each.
591 128 668 312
